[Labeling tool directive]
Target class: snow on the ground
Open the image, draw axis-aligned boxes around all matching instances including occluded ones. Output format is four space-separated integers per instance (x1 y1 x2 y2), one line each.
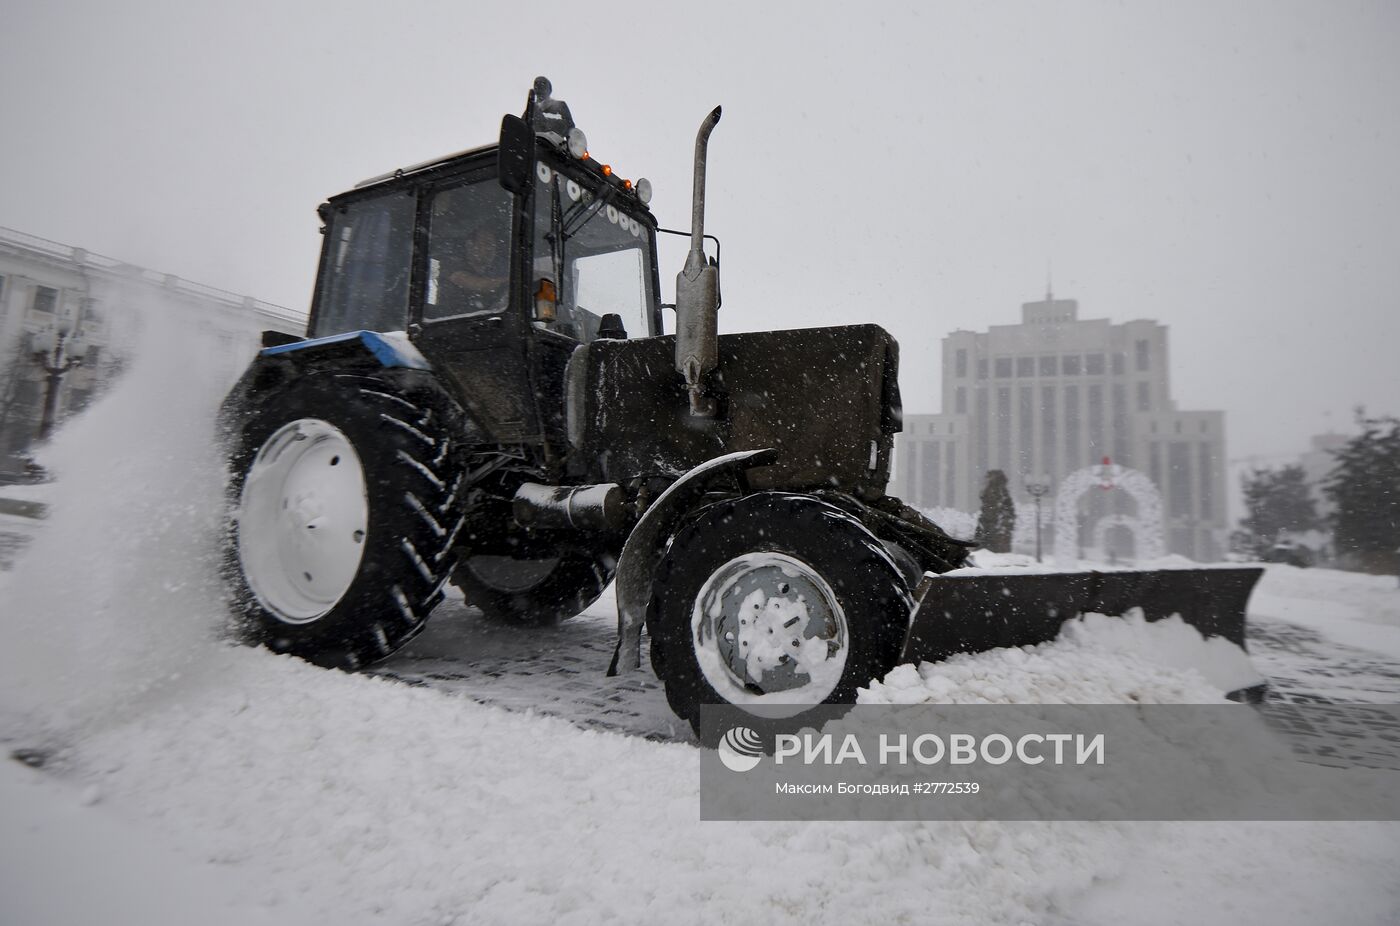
1 295 1398 925
951 549 1237 574
1249 564 1400 662
0 758 337 926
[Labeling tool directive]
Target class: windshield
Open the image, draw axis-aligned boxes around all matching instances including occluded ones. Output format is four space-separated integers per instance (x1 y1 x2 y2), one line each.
532 161 657 341
312 192 415 337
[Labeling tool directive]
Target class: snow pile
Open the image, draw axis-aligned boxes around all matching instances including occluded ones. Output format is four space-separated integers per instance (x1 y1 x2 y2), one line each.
860 627 1225 706
1251 563 1400 661
0 287 259 744
860 606 1261 706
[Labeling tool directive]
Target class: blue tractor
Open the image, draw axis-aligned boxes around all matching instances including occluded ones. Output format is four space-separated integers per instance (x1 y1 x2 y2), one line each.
220 79 1263 734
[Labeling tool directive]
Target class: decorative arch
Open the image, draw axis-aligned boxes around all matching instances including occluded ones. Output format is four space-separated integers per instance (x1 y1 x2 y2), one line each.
1053 464 1164 565
1091 514 1142 560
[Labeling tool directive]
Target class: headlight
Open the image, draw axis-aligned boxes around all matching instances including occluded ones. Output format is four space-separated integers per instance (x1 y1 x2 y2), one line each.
567 127 588 159
635 177 653 204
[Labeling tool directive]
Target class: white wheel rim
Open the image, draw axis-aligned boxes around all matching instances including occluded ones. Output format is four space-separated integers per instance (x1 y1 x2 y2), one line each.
237 418 368 624
691 552 849 707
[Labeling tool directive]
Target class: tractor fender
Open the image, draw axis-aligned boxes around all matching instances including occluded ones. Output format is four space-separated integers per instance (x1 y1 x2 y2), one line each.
608 447 776 675
257 330 433 370
220 331 485 447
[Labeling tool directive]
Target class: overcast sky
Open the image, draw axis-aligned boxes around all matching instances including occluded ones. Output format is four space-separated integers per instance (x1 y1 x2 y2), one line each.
3 0 1397 478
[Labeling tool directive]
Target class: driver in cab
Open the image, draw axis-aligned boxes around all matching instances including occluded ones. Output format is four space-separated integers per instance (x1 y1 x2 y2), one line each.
442 221 510 314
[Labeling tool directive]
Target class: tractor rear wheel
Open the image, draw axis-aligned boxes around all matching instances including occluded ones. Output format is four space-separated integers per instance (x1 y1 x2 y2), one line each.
647 492 911 736
224 373 465 669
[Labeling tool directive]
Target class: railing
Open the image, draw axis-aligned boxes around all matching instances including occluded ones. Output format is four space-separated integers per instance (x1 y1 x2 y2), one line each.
0 224 306 330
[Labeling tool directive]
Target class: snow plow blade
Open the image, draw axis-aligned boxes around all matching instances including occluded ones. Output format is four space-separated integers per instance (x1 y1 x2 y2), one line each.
903 566 1264 681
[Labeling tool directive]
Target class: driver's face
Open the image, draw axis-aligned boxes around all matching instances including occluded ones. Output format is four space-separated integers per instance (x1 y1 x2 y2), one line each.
466 229 497 265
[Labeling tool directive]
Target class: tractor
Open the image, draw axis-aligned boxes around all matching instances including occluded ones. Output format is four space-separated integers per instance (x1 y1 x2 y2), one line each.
219 78 1263 736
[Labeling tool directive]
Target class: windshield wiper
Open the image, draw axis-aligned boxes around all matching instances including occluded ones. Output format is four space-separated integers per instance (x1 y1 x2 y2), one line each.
560 182 618 241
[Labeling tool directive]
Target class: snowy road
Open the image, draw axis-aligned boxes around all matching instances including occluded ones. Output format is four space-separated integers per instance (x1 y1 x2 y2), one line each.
362 568 1400 748
370 588 694 743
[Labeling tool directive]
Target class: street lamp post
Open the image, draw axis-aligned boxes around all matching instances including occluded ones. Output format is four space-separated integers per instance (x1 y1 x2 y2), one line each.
30 324 88 442
1025 475 1051 563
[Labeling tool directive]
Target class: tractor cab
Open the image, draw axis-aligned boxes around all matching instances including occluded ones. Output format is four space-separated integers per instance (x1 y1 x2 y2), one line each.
306 78 662 452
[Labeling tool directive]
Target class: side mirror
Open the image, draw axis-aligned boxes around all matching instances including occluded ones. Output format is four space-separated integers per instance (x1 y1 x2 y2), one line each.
498 114 535 194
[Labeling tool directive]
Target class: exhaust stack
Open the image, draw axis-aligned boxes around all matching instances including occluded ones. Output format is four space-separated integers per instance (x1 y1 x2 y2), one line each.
674 106 723 417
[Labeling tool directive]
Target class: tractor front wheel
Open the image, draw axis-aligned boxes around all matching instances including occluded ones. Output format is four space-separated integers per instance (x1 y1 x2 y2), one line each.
647 492 911 736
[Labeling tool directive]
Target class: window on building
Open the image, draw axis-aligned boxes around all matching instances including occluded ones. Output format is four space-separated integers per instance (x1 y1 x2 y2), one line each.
0 274 7 314
1064 384 1081 467
1019 386 1034 474
1135 338 1150 371
997 387 1012 470
1016 356 1035 377
1085 353 1105 375
1112 383 1130 466
975 387 989 475
994 357 1012 378
955 386 967 414
1088 384 1104 455
900 442 916 499
1199 443 1214 519
1168 441 1192 518
921 442 942 507
976 358 987 380
955 348 967 378
1062 355 1081 376
32 286 58 315
945 448 956 509
1040 355 1056 376
1174 420 1182 435
1041 385 1057 483
1135 381 1149 412
1199 420 1208 434
1111 352 1125 375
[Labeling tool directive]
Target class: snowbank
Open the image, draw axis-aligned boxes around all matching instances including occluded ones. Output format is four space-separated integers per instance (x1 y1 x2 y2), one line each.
1250 563 1400 662
858 621 1230 706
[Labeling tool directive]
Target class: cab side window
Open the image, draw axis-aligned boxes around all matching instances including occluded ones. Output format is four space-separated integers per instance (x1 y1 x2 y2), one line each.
313 192 415 337
425 180 514 321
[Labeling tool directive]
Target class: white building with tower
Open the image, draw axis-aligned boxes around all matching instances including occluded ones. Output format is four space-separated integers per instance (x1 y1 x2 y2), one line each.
890 293 1228 562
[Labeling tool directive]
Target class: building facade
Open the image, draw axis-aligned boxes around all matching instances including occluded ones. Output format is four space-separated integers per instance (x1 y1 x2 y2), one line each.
890 294 1228 561
0 225 303 475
